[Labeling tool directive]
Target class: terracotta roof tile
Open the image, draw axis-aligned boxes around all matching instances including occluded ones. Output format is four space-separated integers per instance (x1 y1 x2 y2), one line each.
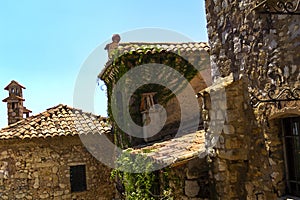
129 130 205 166
116 42 209 54
0 104 110 140
99 42 210 80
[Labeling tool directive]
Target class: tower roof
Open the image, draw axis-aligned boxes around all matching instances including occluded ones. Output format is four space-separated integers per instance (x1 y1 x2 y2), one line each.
2 95 25 102
4 80 26 90
23 107 32 114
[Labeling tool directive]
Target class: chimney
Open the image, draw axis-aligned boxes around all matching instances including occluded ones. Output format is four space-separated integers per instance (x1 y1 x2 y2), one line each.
2 80 32 125
104 34 121 58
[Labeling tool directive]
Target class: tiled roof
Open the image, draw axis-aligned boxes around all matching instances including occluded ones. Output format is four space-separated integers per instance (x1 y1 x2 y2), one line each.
99 42 210 80
0 104 110 140
116 42 209 55
2 95 25 102
4 80 26 90
129 130 206 166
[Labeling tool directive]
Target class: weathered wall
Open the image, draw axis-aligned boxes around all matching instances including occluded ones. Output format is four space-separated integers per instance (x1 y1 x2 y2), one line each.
204 78 251 199
205 0 300 86
166 158 210 200
205 0 300 199
0 136 115 199
147 51 212 142
200 76 286 199
119 50 212 146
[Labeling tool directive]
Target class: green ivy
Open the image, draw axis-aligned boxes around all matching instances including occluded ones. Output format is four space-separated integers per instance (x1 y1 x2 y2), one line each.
102 47 198 148
111 150 174 200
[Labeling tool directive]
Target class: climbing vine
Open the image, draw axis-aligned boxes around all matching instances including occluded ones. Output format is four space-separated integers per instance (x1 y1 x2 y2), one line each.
101 47 198 148
99 46 199 199
111 150 174 200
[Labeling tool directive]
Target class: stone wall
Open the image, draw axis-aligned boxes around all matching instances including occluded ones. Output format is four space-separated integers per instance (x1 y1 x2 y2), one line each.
159 50 212 141
0 136 115 199
204 77 251 199
200 76 286 199
166 158 210 200
205 0 300 86
122 50 212 146
205 0 300 199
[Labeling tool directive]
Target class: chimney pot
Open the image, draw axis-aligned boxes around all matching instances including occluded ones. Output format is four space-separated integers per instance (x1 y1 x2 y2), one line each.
2 80 32 125
105 34 121 58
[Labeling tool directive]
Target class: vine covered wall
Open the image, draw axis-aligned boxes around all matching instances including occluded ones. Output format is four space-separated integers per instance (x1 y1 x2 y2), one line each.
101 46 210 147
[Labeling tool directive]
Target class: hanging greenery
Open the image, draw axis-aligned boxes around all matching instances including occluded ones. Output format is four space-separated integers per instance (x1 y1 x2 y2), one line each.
100 46 199 198
111 150 174 200
101 47 198 147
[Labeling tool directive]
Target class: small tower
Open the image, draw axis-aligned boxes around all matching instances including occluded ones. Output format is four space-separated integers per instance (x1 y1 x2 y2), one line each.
2 80 32 125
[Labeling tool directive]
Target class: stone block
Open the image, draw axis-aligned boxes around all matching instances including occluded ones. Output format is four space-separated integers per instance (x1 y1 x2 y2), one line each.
217 159 227 172
186 159 208 179
218 149 248 160
54 190 64 197
185 180 200 197
225 137 241 149
223 125 235 135
39 193 49 199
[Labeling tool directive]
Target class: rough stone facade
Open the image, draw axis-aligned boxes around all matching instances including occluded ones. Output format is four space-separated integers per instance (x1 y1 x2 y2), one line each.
167 158 210 200
205 0 300 85
0 104 115 200
0 136 114 199
98 2 300 197
205 0 300 199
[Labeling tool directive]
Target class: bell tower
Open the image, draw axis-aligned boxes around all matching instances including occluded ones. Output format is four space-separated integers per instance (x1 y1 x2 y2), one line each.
2 80 31 125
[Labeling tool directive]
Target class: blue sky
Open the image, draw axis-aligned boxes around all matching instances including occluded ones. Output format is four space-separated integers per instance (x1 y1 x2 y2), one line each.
0 0 208 128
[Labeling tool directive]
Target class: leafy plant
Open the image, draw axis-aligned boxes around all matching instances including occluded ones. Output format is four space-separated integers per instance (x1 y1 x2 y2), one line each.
111 150 174 200
102 48 198 148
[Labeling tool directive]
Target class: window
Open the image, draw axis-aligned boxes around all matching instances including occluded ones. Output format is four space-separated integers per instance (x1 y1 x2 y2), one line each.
140 92 157 112
70 165 87 192
283 117 300 197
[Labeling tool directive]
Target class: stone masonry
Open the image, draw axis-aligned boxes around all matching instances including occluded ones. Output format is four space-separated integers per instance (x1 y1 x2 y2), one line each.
0 136 114 200
0 104 115 200
205 0 300 199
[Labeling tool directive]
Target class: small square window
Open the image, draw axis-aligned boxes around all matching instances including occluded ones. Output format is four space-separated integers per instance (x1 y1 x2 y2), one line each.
70 165 87 192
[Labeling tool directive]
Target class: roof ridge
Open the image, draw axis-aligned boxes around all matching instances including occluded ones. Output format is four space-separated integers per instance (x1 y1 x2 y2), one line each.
0 104 110 140
99 41 210 80
46 103 65 110
118 41 208 44
1 104 104 130
4 80 26 90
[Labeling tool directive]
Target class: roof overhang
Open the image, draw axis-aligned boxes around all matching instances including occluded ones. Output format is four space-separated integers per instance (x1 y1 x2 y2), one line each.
4 80 26 90
99 42 210 84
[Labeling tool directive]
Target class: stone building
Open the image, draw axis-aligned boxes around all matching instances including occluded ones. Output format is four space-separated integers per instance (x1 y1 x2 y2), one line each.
100 36 214 199
204 0 300 199
100 0 300 197
0 82 115 199
100 38 211 147
0 1 299 199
